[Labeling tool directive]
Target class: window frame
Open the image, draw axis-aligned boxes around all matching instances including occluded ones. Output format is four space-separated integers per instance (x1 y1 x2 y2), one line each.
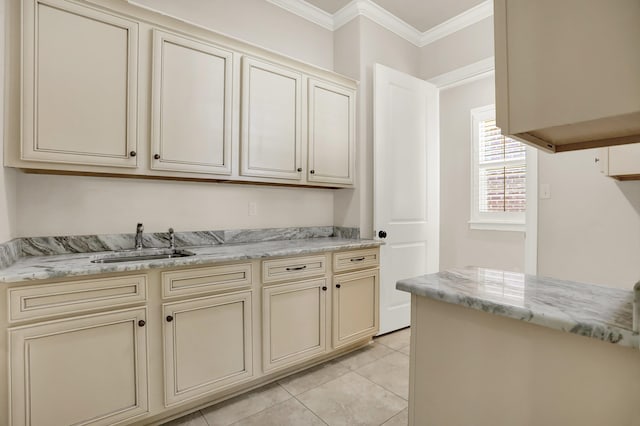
469 104 526 232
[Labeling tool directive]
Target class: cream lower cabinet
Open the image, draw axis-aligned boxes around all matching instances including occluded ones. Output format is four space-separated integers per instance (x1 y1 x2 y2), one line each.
262 278 328 372
162 291 253 406
332 269 380 349
8 307 149 426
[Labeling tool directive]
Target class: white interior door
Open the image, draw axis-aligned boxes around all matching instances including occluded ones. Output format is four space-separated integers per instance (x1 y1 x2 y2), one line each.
374 64 439 335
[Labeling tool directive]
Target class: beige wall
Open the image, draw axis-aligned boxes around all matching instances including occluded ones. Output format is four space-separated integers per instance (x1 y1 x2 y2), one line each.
15 174 333 237
333 17 421 238
439 76 525 272
538 151 640 289
419 16 494 80
7 0 337 238
333 18 361 230
130 0 334 69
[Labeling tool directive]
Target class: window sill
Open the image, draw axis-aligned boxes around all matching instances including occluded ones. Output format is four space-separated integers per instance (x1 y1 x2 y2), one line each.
468 221 525 232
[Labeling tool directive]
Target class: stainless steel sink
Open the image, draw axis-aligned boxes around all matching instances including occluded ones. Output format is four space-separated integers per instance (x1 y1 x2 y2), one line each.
90 248 196 264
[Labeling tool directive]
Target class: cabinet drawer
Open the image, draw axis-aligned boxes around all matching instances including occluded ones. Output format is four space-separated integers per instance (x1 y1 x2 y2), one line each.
262 255 327 284
333 249 379 273
8 275 147 322
162 263 252 299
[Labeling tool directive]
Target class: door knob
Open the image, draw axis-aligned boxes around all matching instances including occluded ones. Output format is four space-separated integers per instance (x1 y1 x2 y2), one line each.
138 320 145 327
154 154 161 160
378 230 387 238
166 315 174 322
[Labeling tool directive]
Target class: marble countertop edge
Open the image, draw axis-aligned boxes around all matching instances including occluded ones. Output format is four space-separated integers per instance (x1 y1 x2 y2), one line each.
396 268 639 349
0 238 382 284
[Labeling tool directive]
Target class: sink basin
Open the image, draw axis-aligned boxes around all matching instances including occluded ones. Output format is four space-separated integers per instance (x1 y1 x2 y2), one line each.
90 248 196 264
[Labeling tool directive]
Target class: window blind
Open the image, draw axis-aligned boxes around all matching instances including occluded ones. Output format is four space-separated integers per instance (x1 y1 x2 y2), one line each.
478 119 526 214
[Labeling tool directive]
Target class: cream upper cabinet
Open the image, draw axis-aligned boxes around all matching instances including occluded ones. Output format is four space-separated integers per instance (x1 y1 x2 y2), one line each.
600 144 640 180
151 30 234 175
307 79 355 185
494 0 640 153
162 291 253 406
21 0 138 167
241 57 303 181
9 307 149 426
262 278 328 372
332 269 379 349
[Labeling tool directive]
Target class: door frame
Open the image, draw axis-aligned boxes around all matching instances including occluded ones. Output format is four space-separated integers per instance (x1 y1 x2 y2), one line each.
427 60 538 274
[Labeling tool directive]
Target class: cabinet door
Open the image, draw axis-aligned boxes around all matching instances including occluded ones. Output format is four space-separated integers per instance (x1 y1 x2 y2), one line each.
22 0 138 167
308 79 356 185
241 57 303 181
9 308 148 426
262 279 327 372
151 30 233 175
163 291 253 406
333 269 379 349
607 144 640 177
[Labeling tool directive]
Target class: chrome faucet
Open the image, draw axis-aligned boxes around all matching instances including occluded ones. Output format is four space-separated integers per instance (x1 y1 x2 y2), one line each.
168 228 175 249
135 223 144 250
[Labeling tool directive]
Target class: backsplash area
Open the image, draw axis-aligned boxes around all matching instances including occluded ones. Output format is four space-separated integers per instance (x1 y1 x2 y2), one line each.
0 226 361 268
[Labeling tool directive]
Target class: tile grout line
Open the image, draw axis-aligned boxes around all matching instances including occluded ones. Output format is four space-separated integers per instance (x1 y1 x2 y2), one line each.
376 406 408 426
198 409 212 426
291 394 331 426
225 383 295 426
281 361 354 426
351 369 409 402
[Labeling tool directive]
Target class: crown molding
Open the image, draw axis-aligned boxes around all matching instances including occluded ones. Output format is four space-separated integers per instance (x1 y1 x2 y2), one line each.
419 1 493 46
266 0 493 48
427 56 495 89
266 0 334 30
334 0 422 45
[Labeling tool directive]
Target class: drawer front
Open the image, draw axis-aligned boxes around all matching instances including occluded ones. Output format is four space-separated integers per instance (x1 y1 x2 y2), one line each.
333 249 379 273
262 255 327 284
162 263 252 299
8 275 147 322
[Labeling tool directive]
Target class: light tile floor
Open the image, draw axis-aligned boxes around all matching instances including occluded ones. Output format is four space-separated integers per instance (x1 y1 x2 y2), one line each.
163 327 411 426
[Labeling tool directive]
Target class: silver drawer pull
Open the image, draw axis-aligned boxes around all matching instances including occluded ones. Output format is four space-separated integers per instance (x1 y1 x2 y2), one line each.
350 257 366 262
286 265 307 271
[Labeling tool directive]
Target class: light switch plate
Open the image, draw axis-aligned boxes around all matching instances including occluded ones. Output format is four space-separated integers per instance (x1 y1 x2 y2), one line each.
539 184 551 199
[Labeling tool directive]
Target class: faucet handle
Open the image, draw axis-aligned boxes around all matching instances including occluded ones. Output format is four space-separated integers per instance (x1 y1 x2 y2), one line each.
168 228 175 249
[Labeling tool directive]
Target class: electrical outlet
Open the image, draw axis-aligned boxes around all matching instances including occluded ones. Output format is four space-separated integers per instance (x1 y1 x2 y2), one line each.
248 202 257 216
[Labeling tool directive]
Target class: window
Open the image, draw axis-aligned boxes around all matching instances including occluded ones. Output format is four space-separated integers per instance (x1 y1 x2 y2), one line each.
470 105 526 231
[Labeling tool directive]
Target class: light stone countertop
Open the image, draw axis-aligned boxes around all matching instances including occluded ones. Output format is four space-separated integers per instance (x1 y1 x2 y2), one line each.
397 267 639 348
0 238 381 284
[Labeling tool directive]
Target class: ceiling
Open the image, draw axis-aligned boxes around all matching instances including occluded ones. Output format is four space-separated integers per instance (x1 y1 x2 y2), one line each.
305 0 487 32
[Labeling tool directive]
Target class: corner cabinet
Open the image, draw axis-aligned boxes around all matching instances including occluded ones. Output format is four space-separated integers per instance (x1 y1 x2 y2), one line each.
307 79 356 186
9 308 149 426
150 30 234 175
494 0 640 153
21 0 139 167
